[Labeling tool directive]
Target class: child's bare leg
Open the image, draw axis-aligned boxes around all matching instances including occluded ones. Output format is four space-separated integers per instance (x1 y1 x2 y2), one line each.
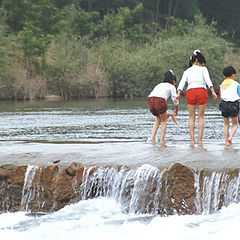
197 104 206 144
223 117 230 144
149 115 161 141
160 112 167 145
228 116 238 144
187 104 196 144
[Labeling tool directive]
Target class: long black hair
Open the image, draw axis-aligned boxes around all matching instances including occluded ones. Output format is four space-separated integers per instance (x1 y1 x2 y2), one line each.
189 50 206 67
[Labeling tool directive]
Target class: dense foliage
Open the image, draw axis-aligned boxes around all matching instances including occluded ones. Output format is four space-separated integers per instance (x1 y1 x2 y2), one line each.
0 0 238 99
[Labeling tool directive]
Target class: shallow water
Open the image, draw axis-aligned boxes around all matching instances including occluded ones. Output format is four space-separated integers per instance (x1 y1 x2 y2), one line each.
0 98 239 169
0 98 227 143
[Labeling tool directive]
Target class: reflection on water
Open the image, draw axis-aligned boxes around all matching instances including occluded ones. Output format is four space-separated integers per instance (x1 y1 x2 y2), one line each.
0 98 231 144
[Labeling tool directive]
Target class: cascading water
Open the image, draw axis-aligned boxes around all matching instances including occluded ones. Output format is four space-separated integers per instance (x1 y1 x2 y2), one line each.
79 164 165 214
17 164 240 216
194 171 240 214
3 163 240 240
80 164 240 215
21 165 39 211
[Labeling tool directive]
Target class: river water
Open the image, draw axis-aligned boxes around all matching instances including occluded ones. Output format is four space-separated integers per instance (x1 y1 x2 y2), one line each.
1 198 240 240
0 97 225 143
1 97 240 239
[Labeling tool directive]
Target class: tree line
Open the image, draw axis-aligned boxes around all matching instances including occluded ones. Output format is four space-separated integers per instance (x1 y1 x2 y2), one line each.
0 0 239 100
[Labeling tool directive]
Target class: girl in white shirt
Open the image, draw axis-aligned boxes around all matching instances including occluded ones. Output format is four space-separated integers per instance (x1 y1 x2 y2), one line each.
175 50 217 144
148 70 179 145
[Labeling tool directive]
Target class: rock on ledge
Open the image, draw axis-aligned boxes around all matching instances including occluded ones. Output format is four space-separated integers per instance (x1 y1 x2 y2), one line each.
0 162 239 215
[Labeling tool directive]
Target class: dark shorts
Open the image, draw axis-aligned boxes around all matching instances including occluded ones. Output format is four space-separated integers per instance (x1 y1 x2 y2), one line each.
186 88 208 105
147 97 167 116
219 100 239 118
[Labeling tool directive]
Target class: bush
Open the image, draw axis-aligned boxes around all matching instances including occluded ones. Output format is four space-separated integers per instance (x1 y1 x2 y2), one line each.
46 34 107 99
46 14 231 99
96 15 229 97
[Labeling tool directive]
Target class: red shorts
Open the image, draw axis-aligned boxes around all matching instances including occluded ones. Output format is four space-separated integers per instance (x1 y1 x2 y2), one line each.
148 97 167 116
186 88 208 105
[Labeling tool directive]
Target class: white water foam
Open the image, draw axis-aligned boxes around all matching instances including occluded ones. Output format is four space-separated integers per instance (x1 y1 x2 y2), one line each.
1 198 240 240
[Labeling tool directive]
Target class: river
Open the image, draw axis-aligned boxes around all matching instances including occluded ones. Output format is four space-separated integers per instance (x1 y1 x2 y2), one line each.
0 97 224 143
0 97 240 239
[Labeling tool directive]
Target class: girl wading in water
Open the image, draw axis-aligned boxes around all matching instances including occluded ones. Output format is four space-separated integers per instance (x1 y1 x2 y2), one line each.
147 70 179 146
175 50 217 144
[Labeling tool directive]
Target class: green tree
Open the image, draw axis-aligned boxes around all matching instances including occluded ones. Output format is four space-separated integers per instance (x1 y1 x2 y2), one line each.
99 4 147 41
0 7 19 99
2 0 58 33
59 4 99 37
18 23 51 57
96 15 229 97
198 0 240 45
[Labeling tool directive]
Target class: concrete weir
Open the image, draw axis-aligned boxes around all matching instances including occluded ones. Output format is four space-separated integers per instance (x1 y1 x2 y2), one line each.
0 141 240 215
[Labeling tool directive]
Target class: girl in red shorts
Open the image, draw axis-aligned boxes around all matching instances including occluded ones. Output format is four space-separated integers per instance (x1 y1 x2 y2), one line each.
147 70 179 145
175 50 217 144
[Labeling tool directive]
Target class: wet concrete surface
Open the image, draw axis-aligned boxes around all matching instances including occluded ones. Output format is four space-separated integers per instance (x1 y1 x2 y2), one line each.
1 140 240 171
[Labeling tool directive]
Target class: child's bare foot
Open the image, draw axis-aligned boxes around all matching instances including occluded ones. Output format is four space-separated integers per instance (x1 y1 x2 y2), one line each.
160 141 167 147
197 143 207 151
227 138 232 145
189 142 195 149
146 138 156 144
225 139 232 145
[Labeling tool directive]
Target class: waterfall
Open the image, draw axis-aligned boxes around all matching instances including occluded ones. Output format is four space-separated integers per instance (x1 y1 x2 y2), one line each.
80 165 240 215
21 165 39 211
81 167 98 200
80 164 165 214
8 163 240 215
194 171 240 215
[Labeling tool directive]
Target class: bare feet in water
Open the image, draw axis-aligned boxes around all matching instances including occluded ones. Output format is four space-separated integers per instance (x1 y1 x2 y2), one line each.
227 138 232 145
146 138 156 144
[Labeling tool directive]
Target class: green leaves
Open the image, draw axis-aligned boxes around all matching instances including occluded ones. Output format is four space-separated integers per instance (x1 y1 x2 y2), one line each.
99 4 144 39
0 0 236 99
96 14 230 97
199 0 240 45
58 4 99 37
18 23 51 57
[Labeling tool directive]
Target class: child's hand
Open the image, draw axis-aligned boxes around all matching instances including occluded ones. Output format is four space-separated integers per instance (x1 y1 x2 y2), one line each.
210 86 217 100
212 92 217 100
174 90 181 103
174 96 180 103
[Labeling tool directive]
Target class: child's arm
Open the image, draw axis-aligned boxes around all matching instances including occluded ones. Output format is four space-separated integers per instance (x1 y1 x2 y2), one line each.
174 71 187 102
174 90 181 102
210 86 217 100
